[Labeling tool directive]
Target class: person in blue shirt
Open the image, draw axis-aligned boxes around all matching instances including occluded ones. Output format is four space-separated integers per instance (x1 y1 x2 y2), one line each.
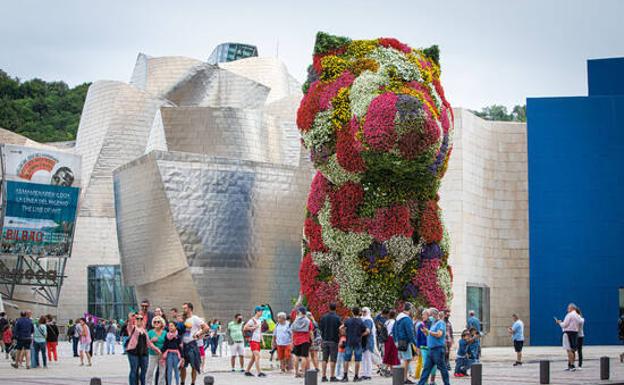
417 308 450 385
467 311 481 333
508 314 524 366
467 328 480 362
454 330 473 377
393 302 418 384
11 311 34 369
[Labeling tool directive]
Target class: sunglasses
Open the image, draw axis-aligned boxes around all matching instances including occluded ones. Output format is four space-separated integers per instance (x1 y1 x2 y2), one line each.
136 317 144 320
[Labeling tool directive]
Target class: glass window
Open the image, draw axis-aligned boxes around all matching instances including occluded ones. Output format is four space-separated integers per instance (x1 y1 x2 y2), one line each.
87 265 136 321
466 284 491 333
619 288 624 316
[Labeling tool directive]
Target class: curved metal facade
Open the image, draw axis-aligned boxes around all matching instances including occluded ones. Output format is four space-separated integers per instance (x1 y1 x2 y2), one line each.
110 54 312 319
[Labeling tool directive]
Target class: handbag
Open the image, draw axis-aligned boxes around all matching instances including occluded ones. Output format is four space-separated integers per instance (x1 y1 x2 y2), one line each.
397 340 408 352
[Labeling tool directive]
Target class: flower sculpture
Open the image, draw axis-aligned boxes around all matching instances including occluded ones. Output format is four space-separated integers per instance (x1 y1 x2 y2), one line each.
298 32 454 316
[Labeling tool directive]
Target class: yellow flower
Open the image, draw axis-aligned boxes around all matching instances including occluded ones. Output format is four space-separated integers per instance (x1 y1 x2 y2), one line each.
330 87 351 129
321 56 348 81
346 39 378 58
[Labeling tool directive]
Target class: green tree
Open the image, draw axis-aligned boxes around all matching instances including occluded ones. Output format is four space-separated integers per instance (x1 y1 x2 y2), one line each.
0 69 90 142
473 104 526 122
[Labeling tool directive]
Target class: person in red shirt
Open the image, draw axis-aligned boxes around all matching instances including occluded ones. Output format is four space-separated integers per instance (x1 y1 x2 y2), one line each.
291 306 314 378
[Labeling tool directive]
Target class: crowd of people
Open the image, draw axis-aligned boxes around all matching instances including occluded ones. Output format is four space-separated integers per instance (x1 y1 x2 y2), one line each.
2 301 622 385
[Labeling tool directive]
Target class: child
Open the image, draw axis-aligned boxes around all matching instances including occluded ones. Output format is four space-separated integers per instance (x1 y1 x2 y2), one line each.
2 325 12 359
162 321 184 385
335 331 347 380
454 330 472 377
468 327 481 362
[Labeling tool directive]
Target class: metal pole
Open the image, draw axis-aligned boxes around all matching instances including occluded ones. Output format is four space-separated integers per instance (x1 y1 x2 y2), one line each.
600 356 610 380
540 360 550 384
471 363 482 385
89 378 102 385
305 369 318 385
392 366 405 385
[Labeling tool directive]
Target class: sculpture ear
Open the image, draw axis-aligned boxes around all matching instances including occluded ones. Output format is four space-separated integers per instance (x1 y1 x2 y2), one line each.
423 45 440 66
314 31 351 55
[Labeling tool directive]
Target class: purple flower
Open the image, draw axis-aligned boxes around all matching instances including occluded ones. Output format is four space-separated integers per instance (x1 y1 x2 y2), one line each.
421 242 443 260
402 283 419 299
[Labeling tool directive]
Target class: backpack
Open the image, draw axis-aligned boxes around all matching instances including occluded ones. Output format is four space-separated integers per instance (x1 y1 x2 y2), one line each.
378 324 389 343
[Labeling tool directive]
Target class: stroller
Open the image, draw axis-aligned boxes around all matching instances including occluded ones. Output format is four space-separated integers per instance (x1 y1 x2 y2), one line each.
6 340 17 362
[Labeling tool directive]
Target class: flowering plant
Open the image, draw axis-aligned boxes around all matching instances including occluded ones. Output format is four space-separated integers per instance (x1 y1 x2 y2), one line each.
299 32 454 317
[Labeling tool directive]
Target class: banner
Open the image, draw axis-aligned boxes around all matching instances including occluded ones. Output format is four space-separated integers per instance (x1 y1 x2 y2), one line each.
1 144 81 187
1 181 79 257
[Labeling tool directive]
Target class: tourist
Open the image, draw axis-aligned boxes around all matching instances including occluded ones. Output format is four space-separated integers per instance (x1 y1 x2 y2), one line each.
93 319 106 355
199 332 207 372
3 322 13 359
120 320 130 354
154 307 166 323
467 311 481 333
508 314 524 366
335 327 347 381
417 309 450 385
382 310 400 370
340 306 369 383
225 313 245 372
443 310 454 371
44 315 59 363
126 312 162 385
147 316 167 385
0 312 7 354
415 309 436 383
374 308 390 355
272 312 292 374
394 303 417 384
307 311 322 371
209 319 220 357
360 307 376 381
468 327 480 362
67 319 79 357
78 317 92 366
181 302 208 385
454 330 472 377
106 319 118 354
170 308 186 335
319 303 341 382
291 306 313 378
575 307 585 369
140 299 155 330
619 313 624 363
244 305 267 377
556 303 582 371
33 315 47 368
163 321 183 385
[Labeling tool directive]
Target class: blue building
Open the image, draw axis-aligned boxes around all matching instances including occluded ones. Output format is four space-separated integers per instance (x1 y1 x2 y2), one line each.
527 57 624 345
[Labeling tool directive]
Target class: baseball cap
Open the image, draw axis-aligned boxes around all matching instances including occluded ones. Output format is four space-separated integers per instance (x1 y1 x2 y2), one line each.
254 306 263 313
298 306 307 314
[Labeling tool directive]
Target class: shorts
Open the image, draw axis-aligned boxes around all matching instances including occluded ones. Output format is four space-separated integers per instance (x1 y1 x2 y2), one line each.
322 341 338 362
277 345 291 360
293 342 311 357
230 342 245 357
397 342 413 361
198 345 205 357
79 342 91 352
344 344 363 362
513 340 524 353
249 341 261 352
16 338 31 350
183 341 201 371
564 331 578 352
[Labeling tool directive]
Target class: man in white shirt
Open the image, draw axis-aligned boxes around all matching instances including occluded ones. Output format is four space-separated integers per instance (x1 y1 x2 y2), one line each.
181 302 209 385
244 306 266 377
556 303 581 371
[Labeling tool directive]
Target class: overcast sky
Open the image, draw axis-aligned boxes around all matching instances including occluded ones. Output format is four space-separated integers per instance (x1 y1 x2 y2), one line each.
1 0 622 110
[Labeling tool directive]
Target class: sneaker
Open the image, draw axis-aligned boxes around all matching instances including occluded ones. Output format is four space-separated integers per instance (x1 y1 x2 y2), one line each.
258 372 267 377
513 361 522 366
244 371 254 377
322 377 329 382
341 376 349 382
11 363 18 369
404 380 415 385
231 368 236 372
330 377 339 382
353 376 360 383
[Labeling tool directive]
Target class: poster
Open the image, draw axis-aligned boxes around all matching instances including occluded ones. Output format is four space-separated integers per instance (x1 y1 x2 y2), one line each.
1 144 81 186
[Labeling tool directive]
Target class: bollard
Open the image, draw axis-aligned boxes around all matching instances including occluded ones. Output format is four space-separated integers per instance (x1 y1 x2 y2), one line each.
392 366 405 385
89 378 102 385
539 360 550 384
600 356 610 380
204 375 215 385
305 369 318 385
471 363 482 385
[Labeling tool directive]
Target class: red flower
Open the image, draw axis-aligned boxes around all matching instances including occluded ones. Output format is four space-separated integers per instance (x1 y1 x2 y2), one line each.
378 38 412 54
367 205 413 242
299 253 319 296
297 81 322 131
304 218 327 252
329 182 365 232
319 71 356 110
412 259 447 310
398 108 440 159
307 172 329 215
336 128 366 173
419 200 443 243
363 93 398 151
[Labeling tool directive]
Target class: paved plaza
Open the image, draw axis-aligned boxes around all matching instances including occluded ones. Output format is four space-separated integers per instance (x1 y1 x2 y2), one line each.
1 343 624 385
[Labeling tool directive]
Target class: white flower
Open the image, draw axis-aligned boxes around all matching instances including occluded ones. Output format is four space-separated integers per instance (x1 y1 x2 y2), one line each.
302 110 334 150
349 70 389 118
317 155 360 186
386 235 421 272
367 47 422 83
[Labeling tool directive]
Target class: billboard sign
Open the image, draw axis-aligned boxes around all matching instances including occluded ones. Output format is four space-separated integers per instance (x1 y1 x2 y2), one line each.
0 144 81 259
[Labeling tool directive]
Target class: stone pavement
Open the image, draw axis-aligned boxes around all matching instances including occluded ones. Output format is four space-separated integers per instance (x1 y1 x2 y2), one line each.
1 343 624 385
